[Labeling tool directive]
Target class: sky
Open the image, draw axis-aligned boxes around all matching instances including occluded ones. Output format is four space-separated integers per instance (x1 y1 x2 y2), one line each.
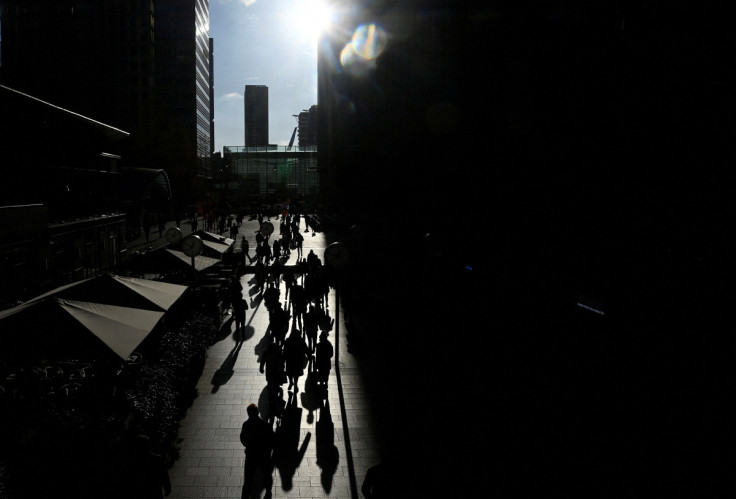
210 0 326 152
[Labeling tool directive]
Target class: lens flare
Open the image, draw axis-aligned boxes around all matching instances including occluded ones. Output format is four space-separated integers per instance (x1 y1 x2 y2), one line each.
339 23 387 70
351 23 387 60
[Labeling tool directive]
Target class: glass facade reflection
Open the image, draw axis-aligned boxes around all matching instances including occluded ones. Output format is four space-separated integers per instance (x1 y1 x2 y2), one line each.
223 146 319 199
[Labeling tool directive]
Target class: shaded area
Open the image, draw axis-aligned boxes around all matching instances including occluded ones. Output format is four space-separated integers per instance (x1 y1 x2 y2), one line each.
0 311 217 499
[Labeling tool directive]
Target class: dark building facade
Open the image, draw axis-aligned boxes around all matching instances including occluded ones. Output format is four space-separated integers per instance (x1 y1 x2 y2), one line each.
244 85 269 147
318 2 736 497
0 1 200 304
0 0 212 211
0 0 156 133
0 85 131 305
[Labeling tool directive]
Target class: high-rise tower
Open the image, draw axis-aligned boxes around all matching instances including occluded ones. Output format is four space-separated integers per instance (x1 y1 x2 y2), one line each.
155 0 212 177
244 85 269 147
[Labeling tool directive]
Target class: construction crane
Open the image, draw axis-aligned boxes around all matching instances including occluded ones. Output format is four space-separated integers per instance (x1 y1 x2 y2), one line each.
287 114 299 149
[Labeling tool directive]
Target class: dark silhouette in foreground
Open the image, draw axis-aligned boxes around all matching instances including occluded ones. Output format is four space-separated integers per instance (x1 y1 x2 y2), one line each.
240 403 275 499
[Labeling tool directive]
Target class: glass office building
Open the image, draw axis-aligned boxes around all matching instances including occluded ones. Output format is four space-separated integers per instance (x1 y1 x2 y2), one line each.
223 146 319 200
156 0 212 176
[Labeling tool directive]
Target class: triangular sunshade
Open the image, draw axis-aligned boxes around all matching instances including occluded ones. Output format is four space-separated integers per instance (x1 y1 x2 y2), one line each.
58 299 164 360
201 239 231 256
165 249 220 272
111 275 188 311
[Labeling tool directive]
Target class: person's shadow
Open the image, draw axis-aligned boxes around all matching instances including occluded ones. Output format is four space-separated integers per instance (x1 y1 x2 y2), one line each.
272 391 311 491
300 369 323 425
316 400 339 493
254 331 272 362
211 327 253 392
214 315 234 343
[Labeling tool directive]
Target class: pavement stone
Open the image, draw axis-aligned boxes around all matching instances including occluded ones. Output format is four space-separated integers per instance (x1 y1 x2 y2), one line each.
167 216 377 499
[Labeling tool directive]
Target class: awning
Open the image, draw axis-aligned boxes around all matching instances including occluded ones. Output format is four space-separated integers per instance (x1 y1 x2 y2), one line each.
58 299 165 360
165 249 222 272
0 274 188 362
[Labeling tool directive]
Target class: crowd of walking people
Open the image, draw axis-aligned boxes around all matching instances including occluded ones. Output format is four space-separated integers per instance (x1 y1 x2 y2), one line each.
222 211 335 499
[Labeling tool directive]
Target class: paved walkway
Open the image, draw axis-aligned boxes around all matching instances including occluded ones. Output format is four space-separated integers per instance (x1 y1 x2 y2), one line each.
167 217 378 499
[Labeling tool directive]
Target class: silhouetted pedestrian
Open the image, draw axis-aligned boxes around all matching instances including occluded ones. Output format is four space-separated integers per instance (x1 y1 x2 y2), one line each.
284 329 309 393
270 258 283 286
241 236 251 263
263 282 281 312
228 274 243 304
289 282 307 330
272 238 282 260
268 303 290 349
304 304 319 353
233 297 248 331
283 267 295 301
294 231 304 258
315 331 333 388
254 262 267 293
240 404 275 499
307 249 319 269
263 240 272 263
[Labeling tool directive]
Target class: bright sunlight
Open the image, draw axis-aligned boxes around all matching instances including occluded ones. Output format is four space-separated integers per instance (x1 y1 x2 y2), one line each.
286 0 334 43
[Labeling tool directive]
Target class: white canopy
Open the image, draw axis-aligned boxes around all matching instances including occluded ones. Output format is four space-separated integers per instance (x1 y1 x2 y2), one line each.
58 299 165 360
0 274 189 361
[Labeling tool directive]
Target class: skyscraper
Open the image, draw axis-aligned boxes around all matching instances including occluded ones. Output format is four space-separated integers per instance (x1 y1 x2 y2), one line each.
244 85 269 147
155 0 212 178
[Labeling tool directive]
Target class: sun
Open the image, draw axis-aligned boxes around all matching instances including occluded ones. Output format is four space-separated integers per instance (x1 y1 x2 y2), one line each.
287 0 334 43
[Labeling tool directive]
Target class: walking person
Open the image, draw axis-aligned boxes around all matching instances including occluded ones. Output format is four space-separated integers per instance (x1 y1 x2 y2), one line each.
289 281 307 331
263 240 272 263
260 338 286 392
233 297 248 332
304 304 319 353
270 257 283 287
268 302 290 349
260 338 286 424
254 261 267 294
283 328 310 393
228 274 243 310
272 238 282 261
282 266 295 301
315 331 334 389
263 281 281 313
294 230 304 259
240 404 275 499
241 236 251 264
